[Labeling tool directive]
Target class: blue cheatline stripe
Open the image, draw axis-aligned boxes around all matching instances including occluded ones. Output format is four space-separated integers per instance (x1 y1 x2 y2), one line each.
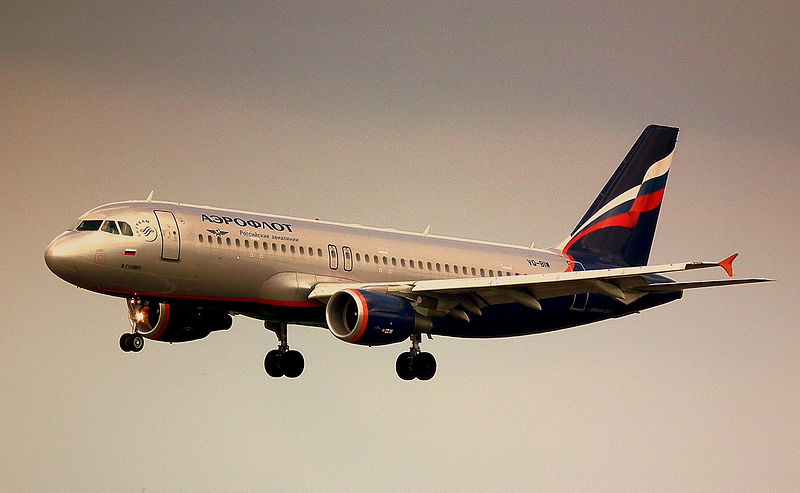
638 172 669 197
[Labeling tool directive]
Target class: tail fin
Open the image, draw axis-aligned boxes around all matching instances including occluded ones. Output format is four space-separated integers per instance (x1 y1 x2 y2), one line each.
558 125 679 267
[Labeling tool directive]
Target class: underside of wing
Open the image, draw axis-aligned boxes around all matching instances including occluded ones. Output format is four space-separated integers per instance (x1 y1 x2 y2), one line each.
307 254 772 322
635 278 772 292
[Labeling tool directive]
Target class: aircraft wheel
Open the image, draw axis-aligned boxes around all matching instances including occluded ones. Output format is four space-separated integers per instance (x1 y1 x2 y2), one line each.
130 334 144 352
119 333 132 352
264 350 284 378
395 352 415 380
282 350 304 378
413 352 437 381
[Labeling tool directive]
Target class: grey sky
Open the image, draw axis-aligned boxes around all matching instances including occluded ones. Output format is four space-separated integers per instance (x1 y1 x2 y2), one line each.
2 2 798 491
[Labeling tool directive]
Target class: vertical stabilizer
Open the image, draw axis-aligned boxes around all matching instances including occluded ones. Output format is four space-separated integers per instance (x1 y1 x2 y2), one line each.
559 125 678 267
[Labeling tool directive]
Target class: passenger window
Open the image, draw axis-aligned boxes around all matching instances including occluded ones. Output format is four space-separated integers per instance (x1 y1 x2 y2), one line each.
101 220 120 235
290 245 295 254
391 257 397 266
299 246 304 255
118 222 134 236
436 263 441 272
226 238 232 246
409 260 415 268
365 255 370 264
445 264 450 273
427 262 432 271
75 220 102 231
281 244 286 253
488 269 494 277
480 268 486 277
207 235 213 243
254 241 259 250
401 258 406 268
198 234 203 243
245 240 250 248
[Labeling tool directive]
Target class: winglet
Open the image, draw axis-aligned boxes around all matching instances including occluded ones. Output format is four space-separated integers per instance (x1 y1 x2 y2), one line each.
718 253 738 277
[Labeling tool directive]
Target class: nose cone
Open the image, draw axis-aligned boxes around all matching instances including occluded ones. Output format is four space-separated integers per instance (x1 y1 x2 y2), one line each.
45 233 81 282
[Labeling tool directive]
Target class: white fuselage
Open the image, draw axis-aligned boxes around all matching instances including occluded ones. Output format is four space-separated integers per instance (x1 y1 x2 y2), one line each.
46 200 571 324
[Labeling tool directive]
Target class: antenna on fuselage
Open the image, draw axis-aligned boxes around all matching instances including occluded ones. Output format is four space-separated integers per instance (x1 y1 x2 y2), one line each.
145 190 154 202
422 225 431 236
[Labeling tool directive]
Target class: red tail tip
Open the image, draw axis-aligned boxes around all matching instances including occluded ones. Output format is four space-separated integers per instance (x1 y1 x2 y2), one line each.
718 253 739 277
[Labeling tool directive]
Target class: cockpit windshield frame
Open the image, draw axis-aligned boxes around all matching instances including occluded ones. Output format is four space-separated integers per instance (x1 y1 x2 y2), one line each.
75 220 103 231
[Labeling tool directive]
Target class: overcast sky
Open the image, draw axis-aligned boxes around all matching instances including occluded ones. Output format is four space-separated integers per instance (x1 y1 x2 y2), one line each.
2 2 798 492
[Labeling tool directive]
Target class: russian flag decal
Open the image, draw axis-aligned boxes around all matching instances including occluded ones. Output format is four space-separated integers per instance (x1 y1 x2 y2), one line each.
124 249 137 256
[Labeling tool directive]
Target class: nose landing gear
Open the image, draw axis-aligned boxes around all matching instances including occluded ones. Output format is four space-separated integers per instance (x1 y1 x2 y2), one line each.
119 332 144 352
396 334 436 381
264 321 304 378
121 297 146 353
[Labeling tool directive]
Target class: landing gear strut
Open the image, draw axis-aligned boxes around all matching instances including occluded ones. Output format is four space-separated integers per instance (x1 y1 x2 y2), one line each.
120 297 145 353
264 321 304 378
396 334 436 381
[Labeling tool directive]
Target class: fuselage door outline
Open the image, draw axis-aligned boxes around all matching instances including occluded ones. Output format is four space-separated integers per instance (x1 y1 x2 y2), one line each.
328 244 338 270
342 246 353 272
153 210 181 261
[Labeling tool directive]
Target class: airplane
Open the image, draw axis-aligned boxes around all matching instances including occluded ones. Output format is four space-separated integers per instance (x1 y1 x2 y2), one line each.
44 125 770 380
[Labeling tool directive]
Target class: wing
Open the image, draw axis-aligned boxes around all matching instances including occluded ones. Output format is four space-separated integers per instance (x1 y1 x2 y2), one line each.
308 254 772 320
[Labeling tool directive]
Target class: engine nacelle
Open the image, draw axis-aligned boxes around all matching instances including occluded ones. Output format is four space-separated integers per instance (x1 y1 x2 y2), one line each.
127 298 232 343
325 289 429 346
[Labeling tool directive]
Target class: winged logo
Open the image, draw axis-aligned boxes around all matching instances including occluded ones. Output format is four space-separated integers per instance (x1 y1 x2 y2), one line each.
207 229 229 236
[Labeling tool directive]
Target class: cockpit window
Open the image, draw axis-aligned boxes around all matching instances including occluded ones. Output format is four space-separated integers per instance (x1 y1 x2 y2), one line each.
118 221 133 236
101 220 120 235
75 220 103 231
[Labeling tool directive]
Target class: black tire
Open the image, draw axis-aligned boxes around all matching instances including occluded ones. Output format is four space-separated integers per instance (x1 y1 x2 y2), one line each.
130 334 144 352
119 333 132 352
395 352 415 381
264 350 284 378
413 352 436 381
282 350 305 378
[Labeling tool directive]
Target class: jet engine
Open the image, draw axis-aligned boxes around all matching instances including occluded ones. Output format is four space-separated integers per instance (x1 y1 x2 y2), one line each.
127 298 232 343
325 289 430 346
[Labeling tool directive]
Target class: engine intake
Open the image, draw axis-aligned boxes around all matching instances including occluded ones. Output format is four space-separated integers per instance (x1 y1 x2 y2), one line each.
325 289 429 346
127 299 232 343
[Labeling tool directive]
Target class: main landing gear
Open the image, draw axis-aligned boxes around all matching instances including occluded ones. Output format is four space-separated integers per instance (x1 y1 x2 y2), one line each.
119 332 144 352
263 321 304 378
395 334 437 381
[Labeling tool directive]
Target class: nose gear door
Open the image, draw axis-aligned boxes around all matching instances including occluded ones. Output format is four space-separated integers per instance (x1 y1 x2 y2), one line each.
153 210 181 261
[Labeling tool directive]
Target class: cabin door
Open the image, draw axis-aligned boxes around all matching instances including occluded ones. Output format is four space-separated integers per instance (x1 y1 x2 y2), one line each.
153 210 181 261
